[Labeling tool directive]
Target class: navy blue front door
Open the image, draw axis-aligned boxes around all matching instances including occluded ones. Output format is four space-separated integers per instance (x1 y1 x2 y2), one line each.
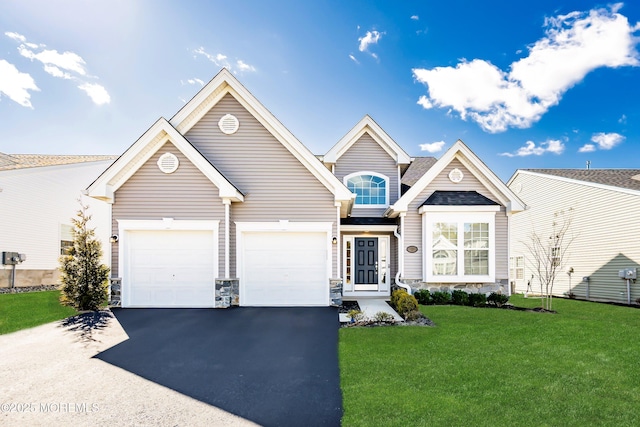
354 238 378 285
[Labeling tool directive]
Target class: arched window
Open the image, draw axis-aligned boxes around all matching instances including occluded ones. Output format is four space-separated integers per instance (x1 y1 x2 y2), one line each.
344 172 389 206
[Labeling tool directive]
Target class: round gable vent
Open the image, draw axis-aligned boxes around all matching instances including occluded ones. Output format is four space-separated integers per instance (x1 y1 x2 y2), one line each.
218 114 239 135
157 152 179 174
448 168 464 183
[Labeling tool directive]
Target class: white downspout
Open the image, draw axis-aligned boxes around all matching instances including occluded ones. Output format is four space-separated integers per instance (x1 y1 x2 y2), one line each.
335 203 341 278
223 199 231 278
393 213 411 294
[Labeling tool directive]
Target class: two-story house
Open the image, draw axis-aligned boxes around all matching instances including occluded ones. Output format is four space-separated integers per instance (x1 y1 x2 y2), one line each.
87 69 524 308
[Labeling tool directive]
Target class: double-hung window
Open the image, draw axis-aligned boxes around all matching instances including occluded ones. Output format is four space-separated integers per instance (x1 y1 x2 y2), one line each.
421 211 497 283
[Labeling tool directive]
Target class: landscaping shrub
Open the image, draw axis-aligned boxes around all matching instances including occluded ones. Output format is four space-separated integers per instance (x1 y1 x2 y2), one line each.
347 309 365 323
404 309 425 321
451 290 469 306
467 293 487 307
373 311 395 323
413 289 431 305
390 289 419 317
487 292 509 307
430 291 451 305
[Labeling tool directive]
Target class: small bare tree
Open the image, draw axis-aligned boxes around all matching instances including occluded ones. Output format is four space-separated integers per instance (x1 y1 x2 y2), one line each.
524 208 574 310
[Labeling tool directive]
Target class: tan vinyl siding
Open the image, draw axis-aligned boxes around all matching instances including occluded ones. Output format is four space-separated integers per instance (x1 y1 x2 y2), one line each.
112 142 225 276
404 159 510 281
509 173 640 303
334 133 398 217
185 93 337 276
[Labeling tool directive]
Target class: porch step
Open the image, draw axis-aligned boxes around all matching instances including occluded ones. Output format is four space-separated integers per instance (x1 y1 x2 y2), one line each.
339 298 404 323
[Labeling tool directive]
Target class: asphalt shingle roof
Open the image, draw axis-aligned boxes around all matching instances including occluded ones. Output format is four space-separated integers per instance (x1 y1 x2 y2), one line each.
400 156 437 186
524 169 640 192
0 153 117 171
421 190 499 206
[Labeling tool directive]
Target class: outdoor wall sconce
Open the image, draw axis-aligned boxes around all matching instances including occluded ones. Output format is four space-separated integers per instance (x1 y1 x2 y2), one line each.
110 234 119 243
332 236 337 244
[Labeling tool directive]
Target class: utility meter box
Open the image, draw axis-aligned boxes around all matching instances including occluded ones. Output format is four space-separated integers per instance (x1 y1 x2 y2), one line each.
618 268 637 280
2 252 19 265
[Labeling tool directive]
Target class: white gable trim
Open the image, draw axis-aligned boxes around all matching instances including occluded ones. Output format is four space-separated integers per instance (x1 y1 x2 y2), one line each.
168 68 354 215
324 115 412 165
86 118 244 203
387 140 525 216
508 170 640 198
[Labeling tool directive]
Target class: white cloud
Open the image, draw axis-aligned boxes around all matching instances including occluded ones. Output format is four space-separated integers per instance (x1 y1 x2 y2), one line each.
0 59 39 108
236 60 256 72
5 31 26 43
78 83 110 105
591 132 624 149
358 30 384 55
411 15 419 21
413 5 640 133
618 114 627 123
43 65 72 79
420 141 445 153
193 47 255 73
578 144 596 153
500 139 565 157
184 78 204 86
5 32 110 105
349 54 359 64
18 45 87 75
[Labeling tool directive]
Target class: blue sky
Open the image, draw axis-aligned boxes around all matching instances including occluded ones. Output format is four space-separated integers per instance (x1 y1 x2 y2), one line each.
1 0 639 181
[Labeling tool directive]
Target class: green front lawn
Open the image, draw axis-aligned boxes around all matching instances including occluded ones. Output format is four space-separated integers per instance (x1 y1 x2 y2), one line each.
0 290 76 335
340 296 640 426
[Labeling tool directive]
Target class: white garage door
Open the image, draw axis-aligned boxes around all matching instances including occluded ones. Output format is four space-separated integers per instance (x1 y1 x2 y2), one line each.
125 230 216 307
241 231 328 306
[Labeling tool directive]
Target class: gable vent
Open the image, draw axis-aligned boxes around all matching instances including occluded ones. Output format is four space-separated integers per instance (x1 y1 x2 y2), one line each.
157 152 179 174
218 114 240 135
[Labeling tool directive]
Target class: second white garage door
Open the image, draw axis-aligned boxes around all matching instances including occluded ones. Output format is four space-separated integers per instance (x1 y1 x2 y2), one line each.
240 231 329 306
124 229 216 307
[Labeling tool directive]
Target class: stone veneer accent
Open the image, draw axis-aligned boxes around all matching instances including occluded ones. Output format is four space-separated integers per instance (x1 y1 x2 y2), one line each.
330 278 343 307
109 277 122 307
215 278 239 308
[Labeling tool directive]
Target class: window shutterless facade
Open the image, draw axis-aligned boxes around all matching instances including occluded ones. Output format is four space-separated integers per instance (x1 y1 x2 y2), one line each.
344 171 389 207
420 210 497 283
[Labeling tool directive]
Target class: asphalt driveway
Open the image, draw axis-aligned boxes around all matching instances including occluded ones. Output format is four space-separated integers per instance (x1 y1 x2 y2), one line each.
97 307 342 427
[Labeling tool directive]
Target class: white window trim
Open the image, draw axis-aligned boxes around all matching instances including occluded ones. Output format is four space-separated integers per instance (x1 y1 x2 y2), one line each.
422 212 495 283
117 219 220 307
343 171 390 208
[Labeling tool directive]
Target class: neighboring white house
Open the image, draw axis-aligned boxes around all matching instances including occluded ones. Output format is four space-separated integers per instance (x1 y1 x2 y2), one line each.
508 169 640 304
0 153 116 288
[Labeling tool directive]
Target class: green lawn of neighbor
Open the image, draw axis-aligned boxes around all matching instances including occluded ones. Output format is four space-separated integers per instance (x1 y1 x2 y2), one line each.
340 295 640 426
0 290 76 335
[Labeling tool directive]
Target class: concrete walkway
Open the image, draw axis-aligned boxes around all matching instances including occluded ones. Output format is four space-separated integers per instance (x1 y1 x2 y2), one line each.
339 299 403 323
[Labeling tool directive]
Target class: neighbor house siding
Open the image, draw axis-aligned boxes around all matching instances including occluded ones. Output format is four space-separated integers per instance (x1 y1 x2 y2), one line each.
509 172 640 303
185 93 337 277
111 142 225 277
404 159 509 281
0 161 112 287
333 133 399 217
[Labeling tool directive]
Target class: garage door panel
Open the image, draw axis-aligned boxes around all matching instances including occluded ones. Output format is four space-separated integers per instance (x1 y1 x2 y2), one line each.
241 231 328 306
125 229 216 307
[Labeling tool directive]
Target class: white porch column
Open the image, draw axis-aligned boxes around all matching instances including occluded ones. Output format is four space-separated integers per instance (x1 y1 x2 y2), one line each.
399 213 406 278
223 198 231 278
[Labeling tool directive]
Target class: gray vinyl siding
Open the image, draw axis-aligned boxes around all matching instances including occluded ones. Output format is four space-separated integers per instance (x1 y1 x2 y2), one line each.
509 173 640 303
333 133 399 217
404 159 509 281
185 93 337 276
111 142 225 276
